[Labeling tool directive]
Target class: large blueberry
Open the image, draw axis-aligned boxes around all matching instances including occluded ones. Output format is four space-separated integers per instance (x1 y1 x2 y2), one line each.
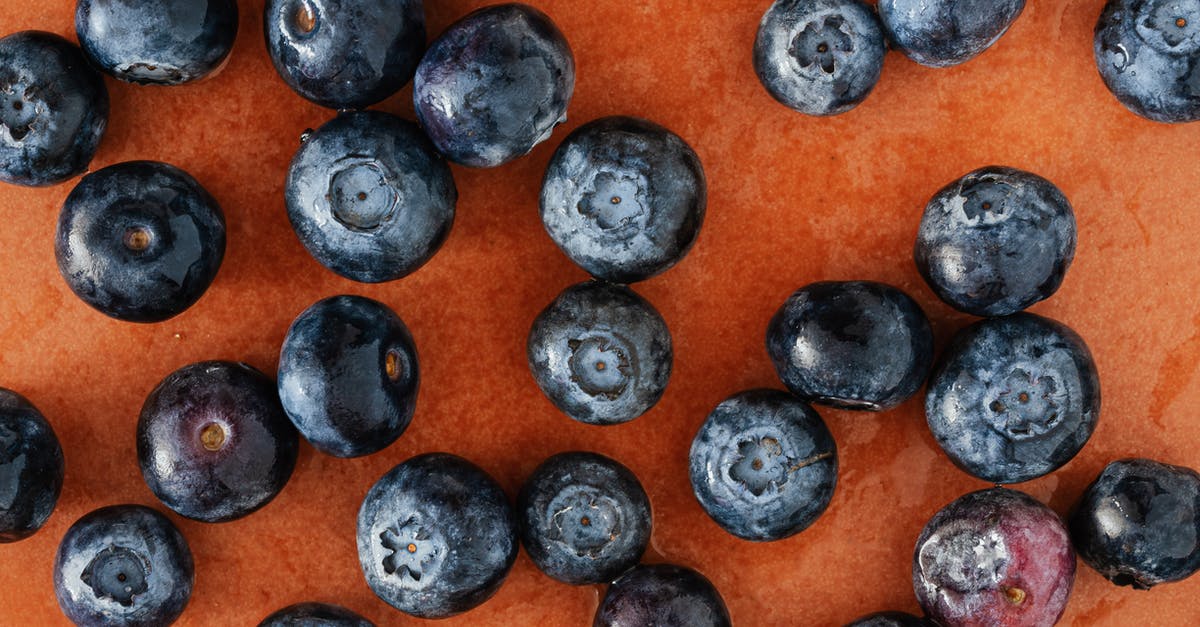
414 4 575 167
766 281 933 411
517 451 651 585
278 295 419 458
1095 0 1200 122
926 313 1100 484
357 453 517 619
915 166 1076 318
54 505 194 627
594 563 732 627
754 0 886 116
55 161 226 323
0 388 64 543
878 0 1025 67
527 281 672 426
264 0 425 110
689 389 837 542
540 116 706 283
137 361 298 523
285 111 455 283
76 0 238 85
1069 458 1200 589
0 31 108 187
259 602 374 627
845 612 931 627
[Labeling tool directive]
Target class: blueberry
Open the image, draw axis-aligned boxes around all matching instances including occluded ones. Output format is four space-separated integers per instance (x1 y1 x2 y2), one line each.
0 31 108 187
357 453 517 619
76 0 238 85
689 389 837 542
517 451 651 585
913 488 1075 627
414 4 575 167
137 361 298 523
55 160 226 323
285 111 456 283
753 0 886 116
0 388 64 543
844 612 932 627
278 295 418 458
925 313 1100 484
264 0 425 110
878 0 1025 67
915 166 1076 318
1095 0 1200 122
1069 458 1200 589
594 563 732 627
259 602 374 627
54 504 194 627
527 281 672 426
540 116 706 283
766 281 933 411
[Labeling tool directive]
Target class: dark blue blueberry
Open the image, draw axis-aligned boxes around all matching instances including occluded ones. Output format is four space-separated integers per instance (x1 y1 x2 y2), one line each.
357 453 517 619
264 0 425 110
517 452 651 585
0 388 64 543
925 313 1100 484
55 160 226 323
260 602 375 627
594 563 731 627
1095 0 1200 122
844 612 931 627
414 4 575 167
278 295 418 458
54 504 193 627
285 111 455 283
766 281 933 411
754 0 886 116
137 361 298 523
878 0 1025 67
0 31 108 187
1069 458 1200 589
540 116 706 283
689 389 837 542
915 166 1077 318
76 0 238 85
527 281 672 426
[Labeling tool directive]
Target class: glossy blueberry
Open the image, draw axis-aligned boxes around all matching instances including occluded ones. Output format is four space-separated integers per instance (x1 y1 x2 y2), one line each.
540 116 706 283
1095 0 1200 122
137 361 298 523
55 161 226 323
527 281 672 426
278 295 418 458
1069 458 1200 589
915 166 1076 318
754 0 886 116
0 389 64 543
517 452 651 585
926 313 1100 484
878 0 1025 67
357 453 517 619
414 4 575 167
689 389 837 542
766 281 933 411
54 505 194 627
845 612 932 627
0 31 108 187
286 111 455 283
260 602 375 627
264 0 425 110
913 488 1075 627
594 563 732 627
76 0 238 85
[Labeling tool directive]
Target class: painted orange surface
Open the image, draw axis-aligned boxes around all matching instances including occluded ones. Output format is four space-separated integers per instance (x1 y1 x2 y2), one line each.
1 1 1199 625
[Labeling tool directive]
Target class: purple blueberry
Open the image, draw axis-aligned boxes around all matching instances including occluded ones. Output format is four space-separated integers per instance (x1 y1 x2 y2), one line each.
878 0 1025 68
594 563 731 627
0 388 64 543
259 602 375 626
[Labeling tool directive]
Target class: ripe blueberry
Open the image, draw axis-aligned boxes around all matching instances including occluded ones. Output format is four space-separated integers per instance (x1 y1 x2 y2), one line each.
0 388 64 543
878 0 1025 67
594 563 732 627
1095 0 1200 122
259 602 375 626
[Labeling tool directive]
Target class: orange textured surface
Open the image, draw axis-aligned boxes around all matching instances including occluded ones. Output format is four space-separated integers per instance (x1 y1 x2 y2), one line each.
2 1 1200 625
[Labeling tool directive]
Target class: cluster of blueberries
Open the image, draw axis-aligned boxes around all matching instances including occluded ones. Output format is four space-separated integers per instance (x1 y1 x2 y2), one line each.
1 0 1200 626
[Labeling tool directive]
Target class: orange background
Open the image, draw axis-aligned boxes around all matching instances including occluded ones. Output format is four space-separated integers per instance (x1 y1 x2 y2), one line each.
1 1 1198 625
